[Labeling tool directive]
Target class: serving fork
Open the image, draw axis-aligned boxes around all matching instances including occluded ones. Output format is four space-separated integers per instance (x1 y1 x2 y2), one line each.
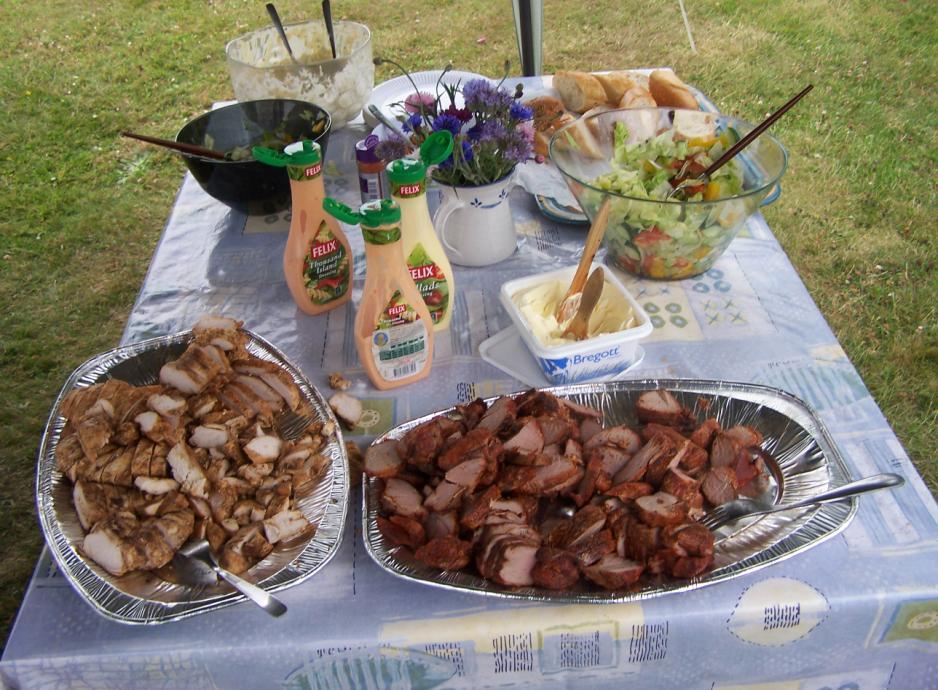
699 472 904 531
173 539 287 617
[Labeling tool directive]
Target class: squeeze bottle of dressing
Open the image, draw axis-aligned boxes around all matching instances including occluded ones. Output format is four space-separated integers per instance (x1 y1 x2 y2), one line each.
253 141 352 315
386 131 456 331
324 198 435 390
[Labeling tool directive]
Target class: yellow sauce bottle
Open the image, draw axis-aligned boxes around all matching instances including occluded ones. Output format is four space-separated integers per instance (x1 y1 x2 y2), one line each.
253 141 352 315
386 131 456 331
324 198 434 390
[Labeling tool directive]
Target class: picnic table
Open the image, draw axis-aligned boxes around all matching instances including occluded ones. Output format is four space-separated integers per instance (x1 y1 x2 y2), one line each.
3 76 938 689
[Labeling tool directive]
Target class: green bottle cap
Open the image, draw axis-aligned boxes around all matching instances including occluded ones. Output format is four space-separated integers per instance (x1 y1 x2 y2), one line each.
324 197 401 227
385 130 454 185
253 140 322 167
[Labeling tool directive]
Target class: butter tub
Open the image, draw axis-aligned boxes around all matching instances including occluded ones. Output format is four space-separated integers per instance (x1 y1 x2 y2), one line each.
498 264 653 385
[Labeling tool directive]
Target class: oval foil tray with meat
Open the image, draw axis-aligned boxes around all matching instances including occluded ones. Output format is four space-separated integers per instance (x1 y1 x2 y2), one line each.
36 323 349 624
362 380 855 603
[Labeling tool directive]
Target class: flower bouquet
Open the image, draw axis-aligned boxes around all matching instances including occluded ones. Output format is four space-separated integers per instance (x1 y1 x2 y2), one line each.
374 60 535 187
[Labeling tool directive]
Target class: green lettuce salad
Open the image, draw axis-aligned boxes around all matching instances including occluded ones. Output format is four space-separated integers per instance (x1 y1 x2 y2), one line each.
589 116 752 279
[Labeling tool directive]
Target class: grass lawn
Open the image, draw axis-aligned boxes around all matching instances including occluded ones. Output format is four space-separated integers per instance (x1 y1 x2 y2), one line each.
0 0 935 649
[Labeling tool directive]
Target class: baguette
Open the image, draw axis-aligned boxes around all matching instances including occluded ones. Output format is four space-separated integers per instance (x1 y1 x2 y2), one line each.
553 71 608 112
560 116 604 160
619 86 657 109
594 72 641 104
648 69 699 110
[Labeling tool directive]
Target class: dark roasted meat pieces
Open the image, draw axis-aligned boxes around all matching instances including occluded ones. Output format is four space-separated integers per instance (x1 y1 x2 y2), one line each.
368 387 774 591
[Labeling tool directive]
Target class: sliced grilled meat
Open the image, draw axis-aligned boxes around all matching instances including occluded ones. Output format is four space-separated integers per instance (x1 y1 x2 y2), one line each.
531 547 581 590
582 554 644 590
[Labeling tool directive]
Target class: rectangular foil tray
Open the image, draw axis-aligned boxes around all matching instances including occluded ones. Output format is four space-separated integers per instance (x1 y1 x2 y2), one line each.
36 329 349 624
363 379 855 603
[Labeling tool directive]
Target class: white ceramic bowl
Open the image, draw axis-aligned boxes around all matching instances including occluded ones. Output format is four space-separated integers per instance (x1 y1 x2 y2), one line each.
499 264 652 385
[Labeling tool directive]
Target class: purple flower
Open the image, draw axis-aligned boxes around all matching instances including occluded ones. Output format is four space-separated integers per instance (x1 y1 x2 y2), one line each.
462 79 513 111
502 130 533 164
404 91 436 114
461 79 491 109
431 113 463 136
509 101 532 121
375 135 412 162
480 119 507 142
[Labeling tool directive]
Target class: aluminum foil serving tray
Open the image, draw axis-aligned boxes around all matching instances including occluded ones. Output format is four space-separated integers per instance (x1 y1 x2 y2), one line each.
363 380 855 603
36 329 349 624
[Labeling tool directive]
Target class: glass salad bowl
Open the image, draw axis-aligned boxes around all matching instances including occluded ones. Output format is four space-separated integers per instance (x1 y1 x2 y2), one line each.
549 108 787 279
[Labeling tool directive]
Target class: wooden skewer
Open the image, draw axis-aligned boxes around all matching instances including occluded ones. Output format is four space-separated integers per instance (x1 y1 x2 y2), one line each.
703 84 813 180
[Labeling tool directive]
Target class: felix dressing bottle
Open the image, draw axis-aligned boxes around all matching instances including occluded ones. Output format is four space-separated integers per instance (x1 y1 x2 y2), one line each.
386 131 456 331
324 198 434 390
254 141 352 315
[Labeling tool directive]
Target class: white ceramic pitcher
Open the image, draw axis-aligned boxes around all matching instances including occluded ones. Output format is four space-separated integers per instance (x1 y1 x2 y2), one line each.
434 171 517 267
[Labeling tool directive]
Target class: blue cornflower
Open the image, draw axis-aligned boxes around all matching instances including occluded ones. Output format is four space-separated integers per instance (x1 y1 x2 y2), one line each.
509 101 532 121
431 113 463 137
460 140 475 163
402 113 423 133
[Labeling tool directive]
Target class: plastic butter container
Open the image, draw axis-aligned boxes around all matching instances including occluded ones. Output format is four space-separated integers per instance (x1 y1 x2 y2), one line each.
498 264 652 385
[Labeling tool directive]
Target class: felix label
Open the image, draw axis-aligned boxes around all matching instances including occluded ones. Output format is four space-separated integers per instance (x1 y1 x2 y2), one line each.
304 221 349 305
406 243 449 324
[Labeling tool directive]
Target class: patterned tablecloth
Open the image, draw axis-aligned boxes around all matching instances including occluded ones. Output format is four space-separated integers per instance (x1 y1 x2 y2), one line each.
3 79 938 689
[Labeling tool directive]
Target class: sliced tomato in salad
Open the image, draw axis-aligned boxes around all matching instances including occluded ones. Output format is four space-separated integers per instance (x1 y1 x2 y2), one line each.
634 226 672 247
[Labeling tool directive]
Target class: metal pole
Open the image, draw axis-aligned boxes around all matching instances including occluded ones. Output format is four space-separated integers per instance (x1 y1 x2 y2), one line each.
512 0 543 76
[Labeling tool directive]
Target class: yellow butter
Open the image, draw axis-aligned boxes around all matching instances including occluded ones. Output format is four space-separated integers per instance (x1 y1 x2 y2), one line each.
511 278 637 348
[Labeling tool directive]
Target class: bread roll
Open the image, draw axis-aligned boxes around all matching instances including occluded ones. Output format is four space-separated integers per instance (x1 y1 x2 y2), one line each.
648 69 698 110
553 71 608 112
594 72 641 104
526 95 566 132
534 112 575 158
619 86 657 109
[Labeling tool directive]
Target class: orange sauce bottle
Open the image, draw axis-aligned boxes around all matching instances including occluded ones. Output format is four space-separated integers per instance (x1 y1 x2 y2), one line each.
254 141 352 315
324 198 434 390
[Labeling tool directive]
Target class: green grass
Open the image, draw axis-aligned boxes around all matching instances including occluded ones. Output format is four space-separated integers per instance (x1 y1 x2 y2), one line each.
0 0 935 649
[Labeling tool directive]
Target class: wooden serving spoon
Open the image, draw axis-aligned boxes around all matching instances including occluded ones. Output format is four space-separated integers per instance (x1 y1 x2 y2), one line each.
562 266 605 341
121 131 227 160
555 196 612 322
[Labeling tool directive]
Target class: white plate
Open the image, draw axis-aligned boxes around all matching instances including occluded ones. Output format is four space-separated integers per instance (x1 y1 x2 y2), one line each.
363 70 490 128
479 325 645 388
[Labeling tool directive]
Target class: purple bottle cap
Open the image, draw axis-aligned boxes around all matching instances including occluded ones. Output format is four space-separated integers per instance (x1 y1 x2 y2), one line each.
356 134 382 164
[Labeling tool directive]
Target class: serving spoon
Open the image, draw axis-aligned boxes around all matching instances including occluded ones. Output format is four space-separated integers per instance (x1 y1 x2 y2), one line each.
322 0 337 59
555 196 612 323
172 538 287 617
562 266 604 340
266 3 298 64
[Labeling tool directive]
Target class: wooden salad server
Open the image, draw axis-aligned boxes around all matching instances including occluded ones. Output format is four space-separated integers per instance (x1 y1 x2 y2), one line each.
556 196 612 323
